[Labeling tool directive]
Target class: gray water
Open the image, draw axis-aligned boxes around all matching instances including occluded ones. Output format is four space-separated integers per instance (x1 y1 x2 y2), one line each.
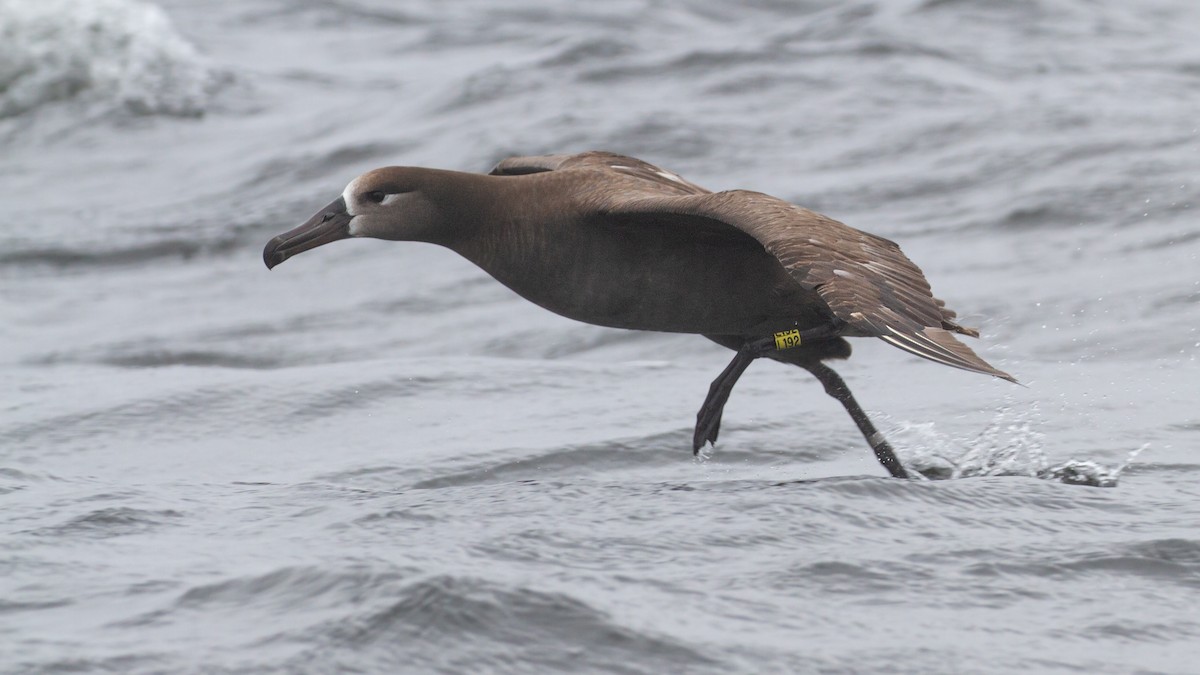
3 0 1199 672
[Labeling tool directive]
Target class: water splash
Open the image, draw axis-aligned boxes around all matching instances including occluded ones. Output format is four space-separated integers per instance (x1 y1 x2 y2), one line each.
0 0 228 120
889 403 1147 487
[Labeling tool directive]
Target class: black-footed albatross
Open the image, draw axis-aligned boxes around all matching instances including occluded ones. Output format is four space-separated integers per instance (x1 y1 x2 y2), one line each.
263 151 1016 478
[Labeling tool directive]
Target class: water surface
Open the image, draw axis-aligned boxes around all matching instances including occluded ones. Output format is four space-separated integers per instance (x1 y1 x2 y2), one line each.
2 0 1199 672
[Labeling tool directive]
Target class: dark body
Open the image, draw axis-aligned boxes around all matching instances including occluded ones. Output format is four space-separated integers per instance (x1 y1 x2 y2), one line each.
449 170 824 338
263 151 1015 478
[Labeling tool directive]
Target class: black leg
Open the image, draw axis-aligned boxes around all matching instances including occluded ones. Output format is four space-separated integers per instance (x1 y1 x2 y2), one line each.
693 346 758 454
693 327 842 456
801 362 909 479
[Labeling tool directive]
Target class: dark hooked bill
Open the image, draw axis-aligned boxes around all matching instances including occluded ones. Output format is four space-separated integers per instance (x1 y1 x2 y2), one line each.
263 196 352 269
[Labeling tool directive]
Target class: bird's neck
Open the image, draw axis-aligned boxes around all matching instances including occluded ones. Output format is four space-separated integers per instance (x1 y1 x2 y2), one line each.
438 171 569 273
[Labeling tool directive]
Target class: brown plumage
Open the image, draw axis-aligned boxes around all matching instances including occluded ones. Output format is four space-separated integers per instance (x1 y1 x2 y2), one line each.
264 151 1016 478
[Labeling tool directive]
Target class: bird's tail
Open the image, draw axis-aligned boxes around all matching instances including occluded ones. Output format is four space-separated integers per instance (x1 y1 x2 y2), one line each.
879 326 1017 383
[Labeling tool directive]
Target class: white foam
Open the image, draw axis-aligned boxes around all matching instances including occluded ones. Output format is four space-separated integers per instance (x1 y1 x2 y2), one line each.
887 403 1146 487
0 0 227 119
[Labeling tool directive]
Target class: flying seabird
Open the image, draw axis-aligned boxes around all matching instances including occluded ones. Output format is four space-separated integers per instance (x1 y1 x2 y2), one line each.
263 151 1016 478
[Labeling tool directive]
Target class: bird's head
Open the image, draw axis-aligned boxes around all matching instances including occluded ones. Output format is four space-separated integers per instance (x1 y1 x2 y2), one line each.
263 167 444 269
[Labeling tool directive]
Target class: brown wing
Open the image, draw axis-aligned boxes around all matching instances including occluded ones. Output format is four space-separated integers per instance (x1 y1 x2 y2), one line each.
490 154 576 175
593 187 1014 382
491 151 711 196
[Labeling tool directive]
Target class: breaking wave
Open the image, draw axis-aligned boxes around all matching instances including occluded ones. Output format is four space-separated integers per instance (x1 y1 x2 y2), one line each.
0 0 227 119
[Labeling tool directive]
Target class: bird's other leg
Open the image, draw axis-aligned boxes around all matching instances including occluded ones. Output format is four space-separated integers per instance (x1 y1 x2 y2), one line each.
800 362 909 479
694 326 846 454
693 344 760 454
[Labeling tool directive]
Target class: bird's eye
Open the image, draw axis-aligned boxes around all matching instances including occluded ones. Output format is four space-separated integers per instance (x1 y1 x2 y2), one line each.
365 191 386 204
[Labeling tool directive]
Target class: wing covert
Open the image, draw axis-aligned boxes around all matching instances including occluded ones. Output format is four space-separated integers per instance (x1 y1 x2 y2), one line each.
591 188 1014 381
491 151 710 195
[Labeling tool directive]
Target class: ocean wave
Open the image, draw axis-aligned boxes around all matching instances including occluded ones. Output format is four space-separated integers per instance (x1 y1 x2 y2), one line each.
0 0 228 119
0 234 243 269
963 538 1200 588
409 432 688 490
27 506 183 538
306 574 718 673
115 567 719 673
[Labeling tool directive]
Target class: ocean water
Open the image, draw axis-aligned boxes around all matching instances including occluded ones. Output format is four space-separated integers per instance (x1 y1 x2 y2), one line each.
2 0 1199 672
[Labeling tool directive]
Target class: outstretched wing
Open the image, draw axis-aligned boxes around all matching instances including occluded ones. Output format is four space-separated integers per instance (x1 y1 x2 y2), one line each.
490 151 1011 381
590 180 1013 382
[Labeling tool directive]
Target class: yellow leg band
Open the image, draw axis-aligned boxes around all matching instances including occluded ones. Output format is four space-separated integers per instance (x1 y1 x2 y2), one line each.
773 329 802 350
